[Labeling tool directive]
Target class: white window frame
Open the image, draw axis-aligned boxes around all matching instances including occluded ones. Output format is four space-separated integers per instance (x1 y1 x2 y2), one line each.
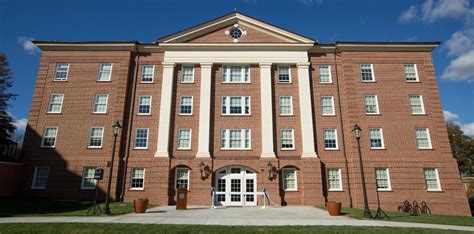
130 168 145 190
282 168 297 191
404 64 420 82
323 129 339 150
47 94 64 113
98 63 113 81
368 128 385 149
320 96 335 116
81 167 97 190
424 168 442 191
360 64 375 82
409 95 426 115
220 129 251 150
179 96 194 115
88 127 104 148
41 127 58 148
364 95 380 115
318 65 332 84
134 128 149 149
415 128 433 149
222 65 250 83
278 65 291 83
280 129 295 150
375 168 392 191
177 128 192 150
54 63 69 81
279 96 293 116
327 168 343 191
93 94 109 114
31 167 49 190
181 65 195 83
141 65 155 83
137 96 152 115
221 96 251 115
175 167 190 190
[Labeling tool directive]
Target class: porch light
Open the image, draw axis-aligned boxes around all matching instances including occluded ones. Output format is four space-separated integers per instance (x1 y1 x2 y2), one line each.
267 162 277 181
199 161 212 180
112 121 121 136
352 124 362 140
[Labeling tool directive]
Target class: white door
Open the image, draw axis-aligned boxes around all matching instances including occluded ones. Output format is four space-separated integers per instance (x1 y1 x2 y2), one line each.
216 166 257 206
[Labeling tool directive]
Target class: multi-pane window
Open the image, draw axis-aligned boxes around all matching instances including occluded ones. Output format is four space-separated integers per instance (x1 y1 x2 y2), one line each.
130 168 145 190
98 63 113 81
135 128 149 149
138 96 152 115
282 168 297 191
424 168 441 191
177 129 192 149
281 129 295 150
278 66 291 83
360 64 374 82
318 65 332 83
181 65 194 83
404 64 419 82
364 95 380 114
323 129 338 150
93 94 108 113
81 167 96 189
369 128 384 149
141 65 155 83
180 96 193 115
415 128 432 149
221 129 251 150
279 96 293 115
409 95 425 114
327 169 342 191
54 63 69 81
41 127 58 148
375 168 391 191
48 94 64 113
175 168 189 189
32 167 49 189
88 127 104 148
221 96 250 115
222 65 250 83
321 96 335 116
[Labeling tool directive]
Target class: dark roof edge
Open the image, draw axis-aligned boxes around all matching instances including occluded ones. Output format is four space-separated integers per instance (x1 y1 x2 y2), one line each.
32 40 141 45
335 41 441 45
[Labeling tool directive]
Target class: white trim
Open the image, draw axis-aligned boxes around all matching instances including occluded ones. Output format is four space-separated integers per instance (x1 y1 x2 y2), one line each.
54 63 69 81
318 65 332 84
282 168 298 191
415 128 433 149
221 96 251 115
279 96 293 116
137 95 152 115
180 65 195 83
97 63 113 81
280 128 295 150
375 168 392 191
175 167 190 190
140 64 155 83
424 168 442 191
196 63 213 157
409 95 426 115
320 96 335 116
177 128 192 150
93 94 109 114
327 168 343 191
134 128 149 149
369 128 385 149
360 64 375 82
220 129 251 150
364 95 380 115
47 94 64 114
87 127 104 148
130 168 146 190
179 96 194 115
297 63 317 157
31 167 49 190
222 65 250 83
277 65 292 83
155 63 175 157
41 127 58 148
323 129 339 150
81 167 97 190
404 64 420 82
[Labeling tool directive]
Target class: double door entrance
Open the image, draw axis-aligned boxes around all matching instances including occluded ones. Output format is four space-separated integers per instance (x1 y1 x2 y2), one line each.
215 166 257 206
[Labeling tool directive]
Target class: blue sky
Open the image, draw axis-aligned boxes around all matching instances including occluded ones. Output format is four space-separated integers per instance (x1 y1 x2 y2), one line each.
1 0 473 137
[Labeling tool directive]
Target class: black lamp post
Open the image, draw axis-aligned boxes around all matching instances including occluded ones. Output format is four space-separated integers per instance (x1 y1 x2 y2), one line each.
352 124 372 218
102 121 121 215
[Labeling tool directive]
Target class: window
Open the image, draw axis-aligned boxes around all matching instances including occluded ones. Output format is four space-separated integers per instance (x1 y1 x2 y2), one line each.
327 169 342 191
404 64 419 82
32 167 49 189
375 168 391 191
141 65 155 83
138 96 152 115
409 95 425 115
318 65 332 83
281 129 295 150
221 129 251 150
130 168 145 190
135 128 149 149
177 129 192 149
221 96 250 115
278 66 291 83
282 168 297 191
181 65 194 83
98 63 112 81
175 168 189 189
88 127 104 148
364 95 380 114
48 94 64 113
323 129 338 150
321 96 335 116
415 128 432 149
360 64 375 82
54 63 69 81
369 128 385 149
93 94 108 113
279 96 293 115
424 168 441 191
81 167 96 189
179 96 193 115
222 65 250 83
41 127 58 148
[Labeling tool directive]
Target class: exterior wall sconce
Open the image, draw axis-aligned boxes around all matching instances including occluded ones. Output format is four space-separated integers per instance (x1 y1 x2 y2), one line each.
199 161 212 180
267 162 278 181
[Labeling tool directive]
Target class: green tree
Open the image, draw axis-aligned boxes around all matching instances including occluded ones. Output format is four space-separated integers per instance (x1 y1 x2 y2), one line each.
447 123 474 176
0 53 17 141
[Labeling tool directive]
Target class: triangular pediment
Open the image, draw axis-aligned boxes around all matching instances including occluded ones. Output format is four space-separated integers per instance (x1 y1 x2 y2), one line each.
156 12 316 44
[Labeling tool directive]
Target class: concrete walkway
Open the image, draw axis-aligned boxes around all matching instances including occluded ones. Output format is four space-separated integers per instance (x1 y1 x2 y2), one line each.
0 206 472 232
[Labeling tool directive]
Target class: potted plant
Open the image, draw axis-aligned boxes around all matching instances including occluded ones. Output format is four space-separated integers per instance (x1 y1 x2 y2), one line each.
326 201 342 216
134 197 149 213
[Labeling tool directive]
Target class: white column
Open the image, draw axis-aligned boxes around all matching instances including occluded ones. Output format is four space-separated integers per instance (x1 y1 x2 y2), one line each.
259 63 276 158
297 62 317 158
196 63 213 157
155 62 175 157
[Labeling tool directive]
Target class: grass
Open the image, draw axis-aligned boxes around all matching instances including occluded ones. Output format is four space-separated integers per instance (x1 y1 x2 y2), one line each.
0 198 135 217
317 206 474 227
0 223 470 234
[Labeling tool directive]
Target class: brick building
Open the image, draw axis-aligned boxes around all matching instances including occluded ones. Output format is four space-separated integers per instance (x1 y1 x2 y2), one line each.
23 12 470 216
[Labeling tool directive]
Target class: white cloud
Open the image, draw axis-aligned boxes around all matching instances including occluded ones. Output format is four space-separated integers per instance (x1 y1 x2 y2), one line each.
421 0 472 23
462 123 474 137
443 110 459 123
441 49 474 81
399 5 418 23
17 36 40 54
444 29 474 57
443 110 474 137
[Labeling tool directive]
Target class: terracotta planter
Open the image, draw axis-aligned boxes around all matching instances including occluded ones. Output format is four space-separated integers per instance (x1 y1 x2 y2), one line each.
327 201 342 216
134 198 149 213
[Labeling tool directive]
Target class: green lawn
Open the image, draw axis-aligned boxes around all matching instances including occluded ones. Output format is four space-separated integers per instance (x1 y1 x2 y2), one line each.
0 223 470 234
317 206 474 227
0 198 135 217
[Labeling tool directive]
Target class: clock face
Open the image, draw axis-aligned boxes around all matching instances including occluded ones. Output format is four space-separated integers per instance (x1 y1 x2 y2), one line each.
178 193 185 199
229 28 243 39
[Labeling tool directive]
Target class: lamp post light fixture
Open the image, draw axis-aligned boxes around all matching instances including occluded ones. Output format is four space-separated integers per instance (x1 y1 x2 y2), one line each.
352 124 372 218
101 121 121 215
199 161 212 180
267 162 278 180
